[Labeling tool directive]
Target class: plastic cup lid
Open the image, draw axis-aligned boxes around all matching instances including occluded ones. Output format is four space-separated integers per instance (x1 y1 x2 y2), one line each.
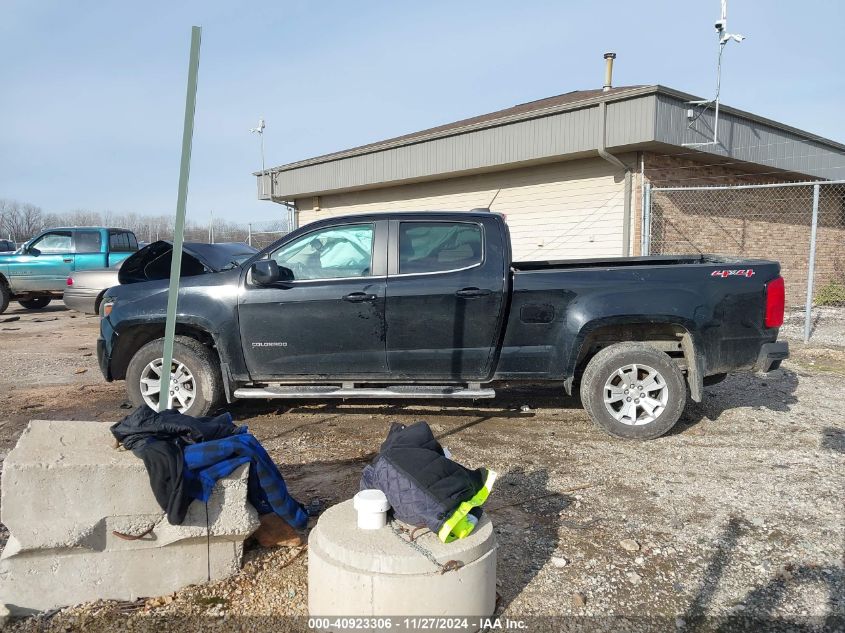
353 489 391 513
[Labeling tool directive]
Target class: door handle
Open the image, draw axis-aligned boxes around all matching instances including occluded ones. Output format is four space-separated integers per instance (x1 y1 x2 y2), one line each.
343 292 377 303
455 287 492 298
63 258 73 263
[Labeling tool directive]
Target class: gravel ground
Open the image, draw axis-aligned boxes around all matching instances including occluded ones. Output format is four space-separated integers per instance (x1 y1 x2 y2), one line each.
781 305 845 348
1 305 843 632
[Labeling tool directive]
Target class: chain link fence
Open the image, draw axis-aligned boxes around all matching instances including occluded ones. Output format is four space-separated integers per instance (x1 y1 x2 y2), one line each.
186 218 293 250
644 180 845 344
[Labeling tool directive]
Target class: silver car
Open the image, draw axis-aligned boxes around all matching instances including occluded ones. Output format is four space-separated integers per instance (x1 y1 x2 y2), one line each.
64 264 121 314
64 241 259 314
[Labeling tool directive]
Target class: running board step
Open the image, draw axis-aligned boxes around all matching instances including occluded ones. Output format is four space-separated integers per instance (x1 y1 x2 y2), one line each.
233 384 495 400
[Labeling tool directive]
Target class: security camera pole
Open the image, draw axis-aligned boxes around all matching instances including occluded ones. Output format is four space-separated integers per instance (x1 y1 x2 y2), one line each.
251 118 266 197
159 26 202 411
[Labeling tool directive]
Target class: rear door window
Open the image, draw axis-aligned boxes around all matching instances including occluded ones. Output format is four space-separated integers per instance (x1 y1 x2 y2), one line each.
74 230 102 253
109 231 133 252
398 222 483 274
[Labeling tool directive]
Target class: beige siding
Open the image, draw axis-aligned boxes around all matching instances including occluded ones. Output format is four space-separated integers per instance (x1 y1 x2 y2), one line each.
295 156 629 260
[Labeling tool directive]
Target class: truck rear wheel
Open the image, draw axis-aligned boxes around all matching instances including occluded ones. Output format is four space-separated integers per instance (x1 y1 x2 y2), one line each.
580 342 686 440
18 297 51 310
126 336 223 416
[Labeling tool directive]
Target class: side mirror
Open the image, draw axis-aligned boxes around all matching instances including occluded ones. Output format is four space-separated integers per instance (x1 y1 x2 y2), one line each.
251 260 295 285
251 260 279 285
27 246 41 256
277 265 295 282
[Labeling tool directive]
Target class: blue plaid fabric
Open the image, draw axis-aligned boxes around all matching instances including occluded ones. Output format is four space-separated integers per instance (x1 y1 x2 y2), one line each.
183 431 308 529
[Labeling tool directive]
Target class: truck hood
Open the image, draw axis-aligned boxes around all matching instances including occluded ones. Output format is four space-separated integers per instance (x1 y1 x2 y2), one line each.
118 240 257 284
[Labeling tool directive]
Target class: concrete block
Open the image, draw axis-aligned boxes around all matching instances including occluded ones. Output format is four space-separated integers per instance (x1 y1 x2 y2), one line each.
308 500 497 617
0 539 243 615
0 420 262 615
1 420 259 552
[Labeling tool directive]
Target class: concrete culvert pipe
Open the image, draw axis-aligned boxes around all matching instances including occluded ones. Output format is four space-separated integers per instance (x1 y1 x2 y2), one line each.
308 500 497 622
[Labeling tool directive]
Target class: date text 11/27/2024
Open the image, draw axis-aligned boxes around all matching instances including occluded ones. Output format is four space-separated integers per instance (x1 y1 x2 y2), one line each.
307 617 529 630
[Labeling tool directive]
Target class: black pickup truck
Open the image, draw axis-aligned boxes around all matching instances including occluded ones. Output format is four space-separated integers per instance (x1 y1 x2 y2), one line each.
98 211 787 440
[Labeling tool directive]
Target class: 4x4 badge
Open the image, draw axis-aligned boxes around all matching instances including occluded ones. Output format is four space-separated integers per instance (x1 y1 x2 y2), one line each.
711 269 755 278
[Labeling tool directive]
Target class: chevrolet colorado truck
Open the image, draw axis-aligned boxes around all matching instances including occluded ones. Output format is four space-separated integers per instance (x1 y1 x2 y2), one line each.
0 227 138 313
98 211 788 440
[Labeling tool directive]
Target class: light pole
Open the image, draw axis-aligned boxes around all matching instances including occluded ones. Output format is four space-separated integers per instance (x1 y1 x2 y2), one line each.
250 117 266 197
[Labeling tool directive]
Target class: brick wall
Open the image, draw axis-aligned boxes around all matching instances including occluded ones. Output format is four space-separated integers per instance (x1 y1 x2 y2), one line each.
640 152 845 306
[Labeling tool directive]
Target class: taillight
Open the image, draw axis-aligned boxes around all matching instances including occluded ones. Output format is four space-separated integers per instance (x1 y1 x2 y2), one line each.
764 276 785 328
102 301 114 317
66 277 73 286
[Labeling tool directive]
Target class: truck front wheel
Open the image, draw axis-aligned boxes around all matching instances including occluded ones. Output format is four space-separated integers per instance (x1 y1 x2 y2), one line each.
126 336 223 416
18 297 51 310
580 342 687 440
0 283 9 315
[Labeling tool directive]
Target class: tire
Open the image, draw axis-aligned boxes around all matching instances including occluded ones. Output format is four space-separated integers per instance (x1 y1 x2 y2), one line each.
126 336 223 416
18 297 52 310
580 342 687 440
0 282 9 315
93 291 107 316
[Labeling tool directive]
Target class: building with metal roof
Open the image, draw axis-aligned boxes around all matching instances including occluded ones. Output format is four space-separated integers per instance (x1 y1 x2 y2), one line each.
256 82 845 260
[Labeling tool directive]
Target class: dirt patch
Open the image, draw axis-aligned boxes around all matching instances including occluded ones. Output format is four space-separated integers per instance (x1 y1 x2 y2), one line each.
0 304 103 388
1 306 843 629
782 341 845 375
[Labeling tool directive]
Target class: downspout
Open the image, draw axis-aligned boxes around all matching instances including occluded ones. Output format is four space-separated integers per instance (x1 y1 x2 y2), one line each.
597 99 632 257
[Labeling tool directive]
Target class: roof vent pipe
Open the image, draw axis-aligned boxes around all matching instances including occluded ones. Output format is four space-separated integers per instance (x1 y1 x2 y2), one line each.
603 52 616 92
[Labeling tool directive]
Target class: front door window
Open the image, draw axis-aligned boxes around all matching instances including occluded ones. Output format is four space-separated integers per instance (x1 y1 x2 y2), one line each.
30 231 72 253
271 223 374 280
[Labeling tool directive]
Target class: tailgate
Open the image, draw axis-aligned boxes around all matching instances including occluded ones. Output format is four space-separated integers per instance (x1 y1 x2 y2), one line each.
701 260 785 373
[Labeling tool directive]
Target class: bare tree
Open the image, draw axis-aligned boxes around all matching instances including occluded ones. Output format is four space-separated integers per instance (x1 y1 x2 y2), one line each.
0 199 45 242
0 198 288 246
64 209 103 227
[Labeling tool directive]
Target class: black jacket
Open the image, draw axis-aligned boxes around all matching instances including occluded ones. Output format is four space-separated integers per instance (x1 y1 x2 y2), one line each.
111 407 242 524
360 421 496 542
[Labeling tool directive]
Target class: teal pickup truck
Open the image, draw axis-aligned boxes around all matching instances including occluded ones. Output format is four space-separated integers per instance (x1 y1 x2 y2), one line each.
0 227 138 314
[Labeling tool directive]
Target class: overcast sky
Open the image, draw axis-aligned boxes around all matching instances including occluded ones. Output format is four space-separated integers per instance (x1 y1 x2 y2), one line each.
1 0 843 223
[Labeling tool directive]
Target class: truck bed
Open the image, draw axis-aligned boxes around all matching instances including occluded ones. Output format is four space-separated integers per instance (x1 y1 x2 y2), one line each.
501 254 782 384
513 254 740 272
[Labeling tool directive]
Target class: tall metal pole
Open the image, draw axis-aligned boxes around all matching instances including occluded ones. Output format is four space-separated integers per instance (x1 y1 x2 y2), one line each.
260 127 266 189
642 183 652 255
251 118 266 197
159 26 202 412
803 183 820 343
247 223 252 247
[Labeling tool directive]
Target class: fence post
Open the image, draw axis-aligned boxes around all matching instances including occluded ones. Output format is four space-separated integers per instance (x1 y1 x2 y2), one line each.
247 223 252 247
803 183 821 343
642 183 652 255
